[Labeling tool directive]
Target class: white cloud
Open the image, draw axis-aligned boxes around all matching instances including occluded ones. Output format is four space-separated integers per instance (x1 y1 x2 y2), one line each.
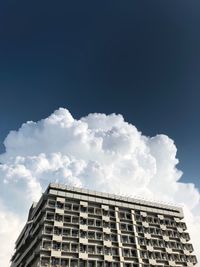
0 107 200 265
0 201 23 267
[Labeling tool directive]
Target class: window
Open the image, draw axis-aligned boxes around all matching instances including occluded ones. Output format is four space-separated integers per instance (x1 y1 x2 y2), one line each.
73 204 79 211
65 203 72 210
96 220 102 227
131 249 137 257
97 262 103 267
71 244 78 252
81 206 87 212
72 216 79 224
88 231 95 239
80 244 87 253
97 246 103 254
71 260 78 267
121 235 128 243
111 234 117 241
123 249 130 257
41 257 50 266
110 222 116 229
56 201 64 209
96 232 102 240
80 218 87 225
52 258 59 266
127 224 133 231
55 214 62 221
72 229 78 237
104 247 111 255
88 261 95 267
61 259 68 266
112 248 118 255
88 207 94 214
88 245 95 254
120 223 127 230
79 260 86 267
62 243 70 251
96 208 102 215
88 219 94 226
54 227 61 235
46 226 53 234
64 215 71 223
109 211 115 217
103 221 109 228
80 230 87 238
53 242 61 250
63 229 70 236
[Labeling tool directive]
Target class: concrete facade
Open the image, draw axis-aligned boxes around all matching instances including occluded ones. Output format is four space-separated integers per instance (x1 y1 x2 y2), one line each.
11 183 197 267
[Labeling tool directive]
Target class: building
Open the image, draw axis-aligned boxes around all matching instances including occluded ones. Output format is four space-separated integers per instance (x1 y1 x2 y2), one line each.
11 183 197 267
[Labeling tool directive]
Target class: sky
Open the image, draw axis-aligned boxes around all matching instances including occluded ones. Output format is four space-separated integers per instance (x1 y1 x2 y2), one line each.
0 0 200 188
0 0 200 266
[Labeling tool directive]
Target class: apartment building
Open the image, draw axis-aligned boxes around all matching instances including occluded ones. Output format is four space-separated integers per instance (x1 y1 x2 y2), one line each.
10 183 197 267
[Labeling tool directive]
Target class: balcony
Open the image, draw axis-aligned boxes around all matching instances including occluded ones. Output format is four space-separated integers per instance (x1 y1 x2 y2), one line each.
52 235 62 242
54 221 63 227
55 208 64 215
79 252 88 260
51 250 62 257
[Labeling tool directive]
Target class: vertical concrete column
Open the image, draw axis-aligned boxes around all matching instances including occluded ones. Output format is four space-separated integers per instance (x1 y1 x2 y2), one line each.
131 210 143 267
115 207 124 267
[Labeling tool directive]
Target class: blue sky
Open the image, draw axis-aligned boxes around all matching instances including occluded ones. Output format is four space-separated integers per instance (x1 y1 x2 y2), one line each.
0 0 200 190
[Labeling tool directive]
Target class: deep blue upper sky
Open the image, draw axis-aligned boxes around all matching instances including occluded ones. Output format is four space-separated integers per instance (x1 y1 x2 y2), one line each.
0 0 200 189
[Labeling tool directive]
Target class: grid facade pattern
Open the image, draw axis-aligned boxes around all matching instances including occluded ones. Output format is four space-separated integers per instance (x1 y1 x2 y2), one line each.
11 183 197 267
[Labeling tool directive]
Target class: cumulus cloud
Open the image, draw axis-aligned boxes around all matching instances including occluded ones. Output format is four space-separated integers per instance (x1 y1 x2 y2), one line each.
0 108 200 266
0 201 23 267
